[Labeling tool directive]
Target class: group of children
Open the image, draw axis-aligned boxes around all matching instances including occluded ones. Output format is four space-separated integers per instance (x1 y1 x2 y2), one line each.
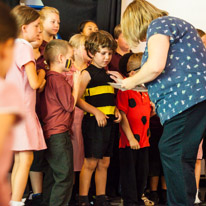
1 2 193 206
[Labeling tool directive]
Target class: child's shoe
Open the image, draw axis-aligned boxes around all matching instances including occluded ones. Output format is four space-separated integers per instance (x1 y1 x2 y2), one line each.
94 195 111 206
10 201 25 206
79 195 91 206
148 191 159 205
31 193 43 206
141 194 154 206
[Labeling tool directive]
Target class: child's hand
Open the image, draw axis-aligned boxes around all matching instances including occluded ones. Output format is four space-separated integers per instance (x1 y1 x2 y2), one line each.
129 137 140 150
73 70 81 86
38 79 46 93
150 101 156 116
37 69 46 77
94 109 109 127
114 107 121 123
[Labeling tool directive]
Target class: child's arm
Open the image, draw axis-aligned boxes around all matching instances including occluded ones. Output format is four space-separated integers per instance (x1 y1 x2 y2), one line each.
0 114 16 156
114 107 121 123
71 70 81 109
77 70 109 127
150 101 156 117
25 61 46 90
120 110 140 150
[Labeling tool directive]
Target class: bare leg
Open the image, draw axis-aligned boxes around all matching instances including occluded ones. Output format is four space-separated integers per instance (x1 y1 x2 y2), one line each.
195 159 201 190
150 176 159 191
161 176 167 190
95 157 110 196
29 171 43 194
79 158 98 196
11 151 33 201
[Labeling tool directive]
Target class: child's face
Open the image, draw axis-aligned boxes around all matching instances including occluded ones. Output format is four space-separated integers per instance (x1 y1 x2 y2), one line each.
75 45 91 62
82 22 98 36
201 34 206 47
0 38 15 77
92 47 113 68
30 31 43 49
23 17 41 43
117 33 129 51
43 12 60 36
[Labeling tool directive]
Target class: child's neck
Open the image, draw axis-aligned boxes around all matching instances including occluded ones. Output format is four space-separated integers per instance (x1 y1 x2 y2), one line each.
49 63 63 73
116 46 130 56
74 58 88 71
33 48 41 60
43 31 55 43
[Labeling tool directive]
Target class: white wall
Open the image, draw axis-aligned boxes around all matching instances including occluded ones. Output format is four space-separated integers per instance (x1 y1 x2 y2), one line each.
121 0 206 52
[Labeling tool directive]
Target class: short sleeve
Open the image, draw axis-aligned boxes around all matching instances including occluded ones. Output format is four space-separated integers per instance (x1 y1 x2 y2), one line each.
0 80 24 121
147 17 184 43
56 81 74 113
15 42 35 70
116 90 129 114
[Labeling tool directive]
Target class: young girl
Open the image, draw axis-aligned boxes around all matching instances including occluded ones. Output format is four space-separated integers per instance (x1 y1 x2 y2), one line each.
63 34 90 204
6 5 47 206
0 3 24 206
39 6 60 43
78 20 98 36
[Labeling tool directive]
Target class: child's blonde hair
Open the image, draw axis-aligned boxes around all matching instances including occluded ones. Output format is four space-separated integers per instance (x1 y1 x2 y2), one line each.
127 53 143 71
114 24 122 40
121 0 168 47
69 34 86 49
44 39 72 66
11 5 40 36
39 6 59 22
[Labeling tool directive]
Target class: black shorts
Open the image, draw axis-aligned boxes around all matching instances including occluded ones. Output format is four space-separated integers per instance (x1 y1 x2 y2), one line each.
82 116 116 159
30 150 45 172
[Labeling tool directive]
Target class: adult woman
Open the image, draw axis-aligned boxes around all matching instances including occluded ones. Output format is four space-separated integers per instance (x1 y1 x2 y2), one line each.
109 0 206 205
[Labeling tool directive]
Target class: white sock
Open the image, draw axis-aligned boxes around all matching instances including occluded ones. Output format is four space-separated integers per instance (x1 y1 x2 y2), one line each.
195 189 201 204
10 200 25 206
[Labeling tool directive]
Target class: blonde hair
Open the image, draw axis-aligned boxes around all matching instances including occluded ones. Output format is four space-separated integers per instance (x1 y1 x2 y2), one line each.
44 39 72 66
11 5 40 36
114 24 122 40
69 34 86 49
39 6 59 22
121 0 168 47
127 53 143 71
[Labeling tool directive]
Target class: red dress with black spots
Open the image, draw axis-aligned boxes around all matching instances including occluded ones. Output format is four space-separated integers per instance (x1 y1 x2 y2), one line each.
117 90 151 148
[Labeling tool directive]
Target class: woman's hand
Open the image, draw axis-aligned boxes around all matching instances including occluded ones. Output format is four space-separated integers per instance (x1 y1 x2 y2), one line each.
107 71 124 82
121 76 137 90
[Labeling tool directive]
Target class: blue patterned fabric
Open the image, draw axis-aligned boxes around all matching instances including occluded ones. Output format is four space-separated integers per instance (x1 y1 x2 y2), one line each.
142 16 206 125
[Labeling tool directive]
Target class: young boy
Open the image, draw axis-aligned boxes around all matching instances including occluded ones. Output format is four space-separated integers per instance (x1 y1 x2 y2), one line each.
116 53 154 206
40 39 81 206
77 30 121 206
107 24 130 72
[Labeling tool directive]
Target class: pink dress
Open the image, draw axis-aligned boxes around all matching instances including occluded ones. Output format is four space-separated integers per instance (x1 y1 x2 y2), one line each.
63 65 84 171
6 39 47 151
0 78 24 206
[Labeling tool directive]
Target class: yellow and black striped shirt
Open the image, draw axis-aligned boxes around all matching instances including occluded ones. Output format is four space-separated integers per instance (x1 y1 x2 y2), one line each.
84 64 115 117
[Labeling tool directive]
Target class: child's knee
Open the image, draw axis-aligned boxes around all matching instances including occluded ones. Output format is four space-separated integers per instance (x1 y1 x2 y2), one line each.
97 157 110 170
84 158 98 171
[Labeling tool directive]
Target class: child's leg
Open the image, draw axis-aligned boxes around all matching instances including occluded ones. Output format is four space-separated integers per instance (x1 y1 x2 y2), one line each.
45 132 73 206
11 151 34 201
30 171 43 194
95 157 110 195
79 158 98 196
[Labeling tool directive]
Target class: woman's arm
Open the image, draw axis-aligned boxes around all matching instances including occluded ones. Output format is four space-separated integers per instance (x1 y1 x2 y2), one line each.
77 70 109 127
25 61 46 90
120 110 140 150
113 34 170 90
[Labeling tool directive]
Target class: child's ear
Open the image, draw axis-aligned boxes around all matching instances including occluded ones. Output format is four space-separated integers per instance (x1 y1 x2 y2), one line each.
21 25 27 34
57 53 64 63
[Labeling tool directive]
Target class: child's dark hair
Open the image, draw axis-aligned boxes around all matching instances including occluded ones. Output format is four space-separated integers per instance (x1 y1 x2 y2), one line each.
11 5 40 36
78 20 97 33
44 39 72 66
119 52 143 77
85 30 117 56
0 2 17 42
